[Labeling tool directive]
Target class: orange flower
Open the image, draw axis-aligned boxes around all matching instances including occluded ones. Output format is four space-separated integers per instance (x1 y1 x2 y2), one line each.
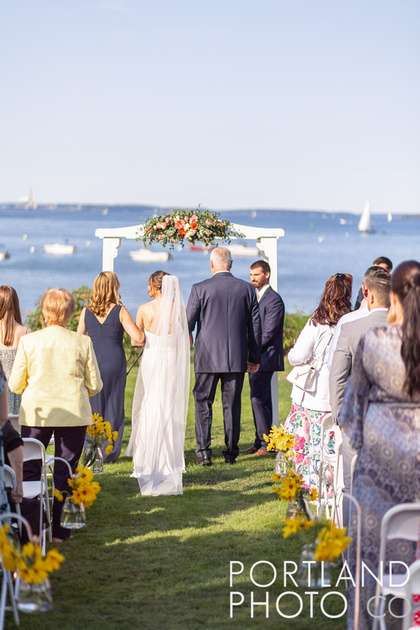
190 221 198 230
178 229 186 237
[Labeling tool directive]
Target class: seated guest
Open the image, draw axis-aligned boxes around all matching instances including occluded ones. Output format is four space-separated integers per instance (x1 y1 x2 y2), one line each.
9 288 103 542
353 255 393 310
340 260 420 628
0 285 32 414
2 420 46 543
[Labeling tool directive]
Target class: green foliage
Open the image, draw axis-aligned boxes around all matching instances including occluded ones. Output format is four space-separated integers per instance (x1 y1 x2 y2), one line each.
24 285 139 363
24 286 92 332
283 310 310 354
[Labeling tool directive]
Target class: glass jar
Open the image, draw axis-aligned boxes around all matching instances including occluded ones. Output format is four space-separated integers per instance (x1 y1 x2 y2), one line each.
17 578 53 613
60 497 86 529
296 543 332 588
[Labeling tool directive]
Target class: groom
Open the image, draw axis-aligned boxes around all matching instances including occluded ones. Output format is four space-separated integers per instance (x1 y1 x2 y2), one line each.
187 247 262 465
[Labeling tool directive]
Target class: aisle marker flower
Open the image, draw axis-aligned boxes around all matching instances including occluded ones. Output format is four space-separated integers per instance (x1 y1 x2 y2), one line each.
264 424 351 560
0 524 65 584
53 465 101 508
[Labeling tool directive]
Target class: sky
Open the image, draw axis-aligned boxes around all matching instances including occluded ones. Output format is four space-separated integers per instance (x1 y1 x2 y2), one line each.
1 0 419 213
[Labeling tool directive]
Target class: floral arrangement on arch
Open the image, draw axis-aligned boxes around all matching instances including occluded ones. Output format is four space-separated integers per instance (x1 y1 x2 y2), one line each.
53 465 101 508
0 524 64 584
139 206 244 250
264 425 352 561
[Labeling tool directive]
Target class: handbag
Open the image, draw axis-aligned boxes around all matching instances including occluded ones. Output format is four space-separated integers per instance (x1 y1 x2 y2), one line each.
286 330 333 395
286 365 318 394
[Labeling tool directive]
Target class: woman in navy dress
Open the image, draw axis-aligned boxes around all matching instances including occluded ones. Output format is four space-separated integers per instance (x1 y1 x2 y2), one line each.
78 272 144 462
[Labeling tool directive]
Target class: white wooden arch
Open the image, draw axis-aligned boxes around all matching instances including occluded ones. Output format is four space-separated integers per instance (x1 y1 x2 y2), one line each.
95 222 285 424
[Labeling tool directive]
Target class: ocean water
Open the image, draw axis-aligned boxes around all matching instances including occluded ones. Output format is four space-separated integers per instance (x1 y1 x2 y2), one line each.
0 205 419 320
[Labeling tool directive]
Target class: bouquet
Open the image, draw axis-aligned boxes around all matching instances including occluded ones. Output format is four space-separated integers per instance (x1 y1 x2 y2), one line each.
84 412 118 465
53 465 101 509
264 425 351 560
139 206 244 250
0 524 64 584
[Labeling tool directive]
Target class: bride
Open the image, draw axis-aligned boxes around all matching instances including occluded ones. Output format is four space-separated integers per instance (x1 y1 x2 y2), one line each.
126 271 190 496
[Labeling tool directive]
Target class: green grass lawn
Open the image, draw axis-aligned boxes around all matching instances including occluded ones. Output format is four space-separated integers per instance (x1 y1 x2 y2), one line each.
10 358 348 630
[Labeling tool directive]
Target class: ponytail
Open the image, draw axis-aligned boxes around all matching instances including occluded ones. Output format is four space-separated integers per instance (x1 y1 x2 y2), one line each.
391 261 420 397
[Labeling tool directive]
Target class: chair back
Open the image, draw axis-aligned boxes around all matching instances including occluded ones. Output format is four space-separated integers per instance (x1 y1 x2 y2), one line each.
3 465 16 491
22 438 46 465
381 504 420 543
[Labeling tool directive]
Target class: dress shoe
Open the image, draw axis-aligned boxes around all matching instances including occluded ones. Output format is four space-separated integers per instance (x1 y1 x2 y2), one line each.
196 455 212 466
257 449 271 456
224 459 236 465
241 445 258 454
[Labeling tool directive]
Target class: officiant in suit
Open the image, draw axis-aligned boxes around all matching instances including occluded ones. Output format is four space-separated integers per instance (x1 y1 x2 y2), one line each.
187 247 262 466
243 260 285 455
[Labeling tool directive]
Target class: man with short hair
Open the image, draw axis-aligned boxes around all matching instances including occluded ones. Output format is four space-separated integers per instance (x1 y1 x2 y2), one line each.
329 266 390 513
243 260 285 455
187 247 262 466
354 255 392 310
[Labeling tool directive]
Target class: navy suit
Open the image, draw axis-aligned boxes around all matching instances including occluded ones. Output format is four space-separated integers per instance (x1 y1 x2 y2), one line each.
249 286 285 450
187 272 262 462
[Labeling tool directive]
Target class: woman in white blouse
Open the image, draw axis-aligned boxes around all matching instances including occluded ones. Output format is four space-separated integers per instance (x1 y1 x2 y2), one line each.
285 273 352 490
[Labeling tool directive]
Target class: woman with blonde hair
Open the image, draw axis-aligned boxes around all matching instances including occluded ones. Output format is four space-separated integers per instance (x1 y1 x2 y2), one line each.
9 288 102 541
78 271 144 462
0 285 32 414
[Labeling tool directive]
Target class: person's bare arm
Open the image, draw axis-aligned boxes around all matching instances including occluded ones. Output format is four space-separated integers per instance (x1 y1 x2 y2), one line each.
121 306 144 346
77 307 87 334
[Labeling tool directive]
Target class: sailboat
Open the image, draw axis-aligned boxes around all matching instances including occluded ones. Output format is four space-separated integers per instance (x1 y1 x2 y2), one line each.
358 202 375 233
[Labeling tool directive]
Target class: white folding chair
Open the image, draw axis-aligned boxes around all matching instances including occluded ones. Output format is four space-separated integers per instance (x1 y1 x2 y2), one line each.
3 465 22 539
372 503 420 630
0 512 33 630
22 438 52 551
317 413 337 518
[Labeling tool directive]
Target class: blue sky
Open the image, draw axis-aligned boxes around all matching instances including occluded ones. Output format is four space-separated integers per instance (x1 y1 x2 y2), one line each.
1 0 419 213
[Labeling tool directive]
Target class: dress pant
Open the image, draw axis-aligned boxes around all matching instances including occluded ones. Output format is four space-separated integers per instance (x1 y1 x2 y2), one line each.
249 370 274 450
21 425 87 540
193 372 245 462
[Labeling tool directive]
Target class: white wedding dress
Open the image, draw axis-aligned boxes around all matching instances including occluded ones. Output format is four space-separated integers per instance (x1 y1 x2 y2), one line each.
126 276 190 496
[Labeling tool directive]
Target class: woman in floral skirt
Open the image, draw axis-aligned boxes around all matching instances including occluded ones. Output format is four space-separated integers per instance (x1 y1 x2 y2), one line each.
284 273 352 490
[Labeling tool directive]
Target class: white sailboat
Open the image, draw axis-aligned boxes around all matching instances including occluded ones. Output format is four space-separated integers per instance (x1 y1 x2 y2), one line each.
44 243 76 255
358 202 375 233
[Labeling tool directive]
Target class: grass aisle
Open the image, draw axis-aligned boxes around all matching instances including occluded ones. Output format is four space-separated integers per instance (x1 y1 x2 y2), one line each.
14 360 347 630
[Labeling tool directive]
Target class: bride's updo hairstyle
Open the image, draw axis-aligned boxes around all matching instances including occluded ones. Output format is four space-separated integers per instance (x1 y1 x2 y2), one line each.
89 271 122 317
149 270 169 294
391 260 420 397
311 272 353 327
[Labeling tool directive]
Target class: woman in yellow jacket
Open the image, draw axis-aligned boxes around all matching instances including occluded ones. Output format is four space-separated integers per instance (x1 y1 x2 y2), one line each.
9 288 102 542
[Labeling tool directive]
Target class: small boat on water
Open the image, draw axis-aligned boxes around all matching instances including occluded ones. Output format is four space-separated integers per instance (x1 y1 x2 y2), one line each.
189 244 214 252
0 245 10 261
129 249 170 263
227 243 260 257
358 202 375 234
44 243 76 255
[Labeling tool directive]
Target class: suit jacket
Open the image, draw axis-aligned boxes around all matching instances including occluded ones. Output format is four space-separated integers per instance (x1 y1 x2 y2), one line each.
329 309 388 424
187 271 262 373
258 286 285 372
9 326 103 427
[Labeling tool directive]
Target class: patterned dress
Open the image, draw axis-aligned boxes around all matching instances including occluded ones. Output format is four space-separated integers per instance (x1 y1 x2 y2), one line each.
0 348 21 414
340 325 420 629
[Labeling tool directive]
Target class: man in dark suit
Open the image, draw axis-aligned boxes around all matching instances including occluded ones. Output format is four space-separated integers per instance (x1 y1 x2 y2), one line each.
329 266 390 522
187 247 262 466
243 260 285 455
